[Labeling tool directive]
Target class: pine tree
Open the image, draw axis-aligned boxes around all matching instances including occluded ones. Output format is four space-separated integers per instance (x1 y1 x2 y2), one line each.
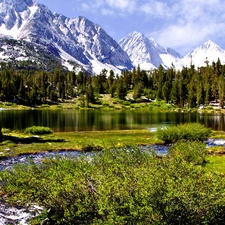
162 81 171 103
218 75 225 108
133 82 143 100
116 77 127 100
0 125 2 142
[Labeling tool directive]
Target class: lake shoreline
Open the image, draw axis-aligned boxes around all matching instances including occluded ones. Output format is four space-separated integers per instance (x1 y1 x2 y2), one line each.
1 99 225 114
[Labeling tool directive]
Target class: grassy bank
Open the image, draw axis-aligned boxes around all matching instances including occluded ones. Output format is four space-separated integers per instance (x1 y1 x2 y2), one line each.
1 126 225 174
0 129 158 157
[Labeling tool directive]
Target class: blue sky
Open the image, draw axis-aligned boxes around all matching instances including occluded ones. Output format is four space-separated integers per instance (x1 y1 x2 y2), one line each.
35 0 225 56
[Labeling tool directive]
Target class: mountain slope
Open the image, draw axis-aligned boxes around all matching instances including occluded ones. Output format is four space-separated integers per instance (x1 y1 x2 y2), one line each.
119 31 183 70
182 40 225 68
0 0 133 74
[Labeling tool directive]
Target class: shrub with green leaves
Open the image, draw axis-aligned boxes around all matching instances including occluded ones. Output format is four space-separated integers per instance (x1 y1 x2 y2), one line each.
156 123 212 143
24 126 53 135
169 140 207 165
1 147 225 224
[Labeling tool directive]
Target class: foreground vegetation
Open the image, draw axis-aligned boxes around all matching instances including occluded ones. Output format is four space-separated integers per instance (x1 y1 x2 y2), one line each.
1 142 225 225
0 124 225 224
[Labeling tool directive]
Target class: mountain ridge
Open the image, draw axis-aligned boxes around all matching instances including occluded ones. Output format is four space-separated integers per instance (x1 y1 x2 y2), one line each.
0 0 225 73
0 0 133 74
119 31 225 70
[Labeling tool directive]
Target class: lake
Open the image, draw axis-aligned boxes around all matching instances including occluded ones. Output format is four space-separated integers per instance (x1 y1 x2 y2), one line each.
1 109 225 131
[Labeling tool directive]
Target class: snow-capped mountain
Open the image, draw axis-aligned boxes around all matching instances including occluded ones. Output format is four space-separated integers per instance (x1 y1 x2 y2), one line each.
119 31 184 70
182 40 225 68
0 0 133 74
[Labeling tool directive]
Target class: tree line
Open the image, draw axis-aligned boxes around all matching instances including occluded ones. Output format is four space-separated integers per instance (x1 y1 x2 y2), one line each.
0 58 225 108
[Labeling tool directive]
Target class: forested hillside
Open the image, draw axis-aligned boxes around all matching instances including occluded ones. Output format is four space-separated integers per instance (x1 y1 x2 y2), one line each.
0 59 224 108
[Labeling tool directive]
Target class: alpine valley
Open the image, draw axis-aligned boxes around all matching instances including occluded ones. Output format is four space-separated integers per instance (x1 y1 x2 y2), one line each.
0 0 225 74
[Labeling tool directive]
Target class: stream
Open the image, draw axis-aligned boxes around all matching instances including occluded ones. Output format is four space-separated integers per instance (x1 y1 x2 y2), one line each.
0 139 225 224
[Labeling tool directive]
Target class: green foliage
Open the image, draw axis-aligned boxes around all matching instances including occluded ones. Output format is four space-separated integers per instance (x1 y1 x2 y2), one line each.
0 125 2 142
24 126 53 135
1 60 225 108
156 123 212 143
169 140 207 165
1 146 225 224
1 127 11 133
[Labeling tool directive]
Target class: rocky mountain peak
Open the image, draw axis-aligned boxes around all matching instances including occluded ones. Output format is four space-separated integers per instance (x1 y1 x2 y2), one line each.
0 0 133 74
201 40 218 49
119 32 183 70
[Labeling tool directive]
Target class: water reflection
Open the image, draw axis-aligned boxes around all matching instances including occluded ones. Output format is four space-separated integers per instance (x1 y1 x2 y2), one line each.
0 110 225 132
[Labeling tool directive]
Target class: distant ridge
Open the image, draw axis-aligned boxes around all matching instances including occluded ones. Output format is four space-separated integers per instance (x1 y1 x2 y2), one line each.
119 32 225 70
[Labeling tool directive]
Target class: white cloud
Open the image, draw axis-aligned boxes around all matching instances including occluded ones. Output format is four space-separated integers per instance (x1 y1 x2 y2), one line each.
140 1 171 18
81 3 90 11
101 8 115 16
105 0 137 13
68 0 225 53
143 0 225 54
80 0 137 15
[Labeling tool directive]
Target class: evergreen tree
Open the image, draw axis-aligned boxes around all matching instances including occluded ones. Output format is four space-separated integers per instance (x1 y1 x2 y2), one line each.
116 77 127 100
0 124 2 142
133 82 143 100
162 81 171 103
218 75 225 108
170 80 180 106
86 84 95 106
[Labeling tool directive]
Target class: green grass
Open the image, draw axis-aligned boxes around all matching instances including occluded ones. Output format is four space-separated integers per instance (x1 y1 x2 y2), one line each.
205 155 225 173
0 129 158 157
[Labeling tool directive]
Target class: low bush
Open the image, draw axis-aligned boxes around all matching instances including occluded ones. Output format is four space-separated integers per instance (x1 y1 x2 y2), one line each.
156 123 212 143
24 126 53 135
169 140 207 165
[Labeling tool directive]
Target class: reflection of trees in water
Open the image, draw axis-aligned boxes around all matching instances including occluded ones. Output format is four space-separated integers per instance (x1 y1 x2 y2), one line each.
1 110 225 132
199 113 222 131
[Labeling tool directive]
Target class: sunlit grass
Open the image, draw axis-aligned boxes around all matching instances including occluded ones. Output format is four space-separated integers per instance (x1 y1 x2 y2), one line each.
0 129 159 157
205 155 225 173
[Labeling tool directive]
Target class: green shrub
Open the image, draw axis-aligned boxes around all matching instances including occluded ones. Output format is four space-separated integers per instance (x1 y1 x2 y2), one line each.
24 126 53 135
156 123 212 143
121 100 131 105
169 141 207 165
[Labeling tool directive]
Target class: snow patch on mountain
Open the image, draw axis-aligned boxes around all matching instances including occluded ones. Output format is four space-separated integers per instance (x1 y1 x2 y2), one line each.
182 40 225 67
119 31 183 70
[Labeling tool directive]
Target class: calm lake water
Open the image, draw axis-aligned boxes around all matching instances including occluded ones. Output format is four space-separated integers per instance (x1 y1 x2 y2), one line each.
0 109 225 132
